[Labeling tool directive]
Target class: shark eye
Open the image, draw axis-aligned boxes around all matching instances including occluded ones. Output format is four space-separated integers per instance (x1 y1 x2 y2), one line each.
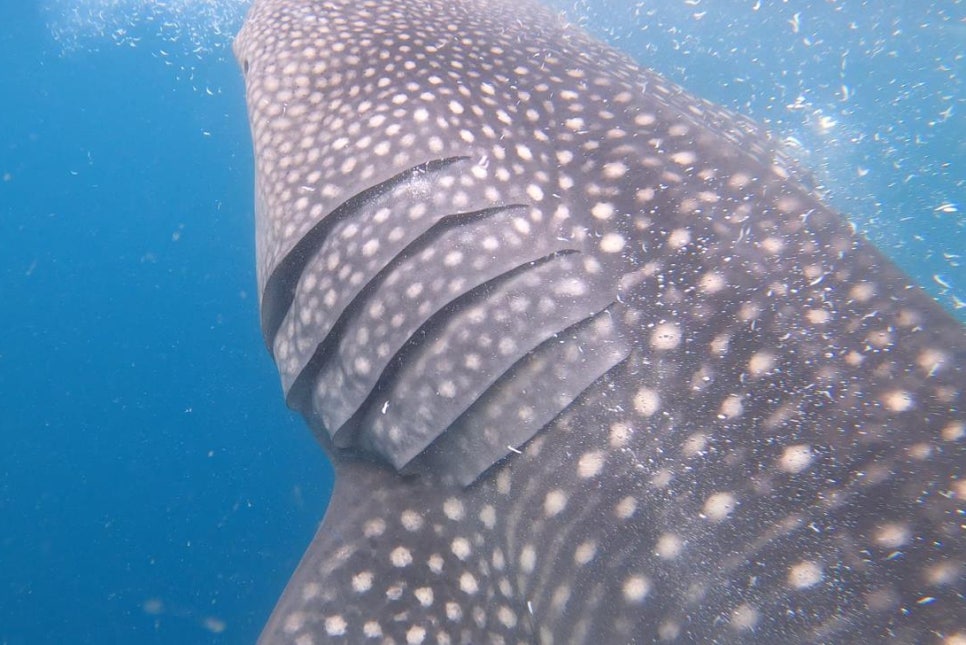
242 59 250 75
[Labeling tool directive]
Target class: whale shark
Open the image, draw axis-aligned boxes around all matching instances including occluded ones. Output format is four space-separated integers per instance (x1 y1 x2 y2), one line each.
233 0 966 642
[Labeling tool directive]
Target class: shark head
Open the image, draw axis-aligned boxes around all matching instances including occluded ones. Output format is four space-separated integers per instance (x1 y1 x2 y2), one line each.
234 0 966 642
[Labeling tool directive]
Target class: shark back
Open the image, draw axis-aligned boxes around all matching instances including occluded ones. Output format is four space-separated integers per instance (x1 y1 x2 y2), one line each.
234 0 966 641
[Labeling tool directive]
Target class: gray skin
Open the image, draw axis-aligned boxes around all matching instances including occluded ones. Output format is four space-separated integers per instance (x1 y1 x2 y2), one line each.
233 0 966 642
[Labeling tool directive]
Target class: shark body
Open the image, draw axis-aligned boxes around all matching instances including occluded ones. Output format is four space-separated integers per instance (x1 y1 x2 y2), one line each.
233 0 966 642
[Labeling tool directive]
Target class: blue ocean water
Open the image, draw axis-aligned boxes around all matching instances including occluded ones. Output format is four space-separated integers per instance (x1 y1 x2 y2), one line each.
0 1 961 643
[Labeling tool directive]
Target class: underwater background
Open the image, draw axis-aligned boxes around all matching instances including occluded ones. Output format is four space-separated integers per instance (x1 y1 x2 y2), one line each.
0 0 962 642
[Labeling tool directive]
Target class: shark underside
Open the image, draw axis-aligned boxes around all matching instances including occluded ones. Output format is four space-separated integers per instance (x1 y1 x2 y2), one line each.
233 0 966 642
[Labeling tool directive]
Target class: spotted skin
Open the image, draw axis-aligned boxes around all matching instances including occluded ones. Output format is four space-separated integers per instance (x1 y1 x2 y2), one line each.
233 0 966 642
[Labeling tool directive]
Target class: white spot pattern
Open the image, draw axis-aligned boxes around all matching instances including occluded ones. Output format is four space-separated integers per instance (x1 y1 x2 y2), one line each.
237 0 966 640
